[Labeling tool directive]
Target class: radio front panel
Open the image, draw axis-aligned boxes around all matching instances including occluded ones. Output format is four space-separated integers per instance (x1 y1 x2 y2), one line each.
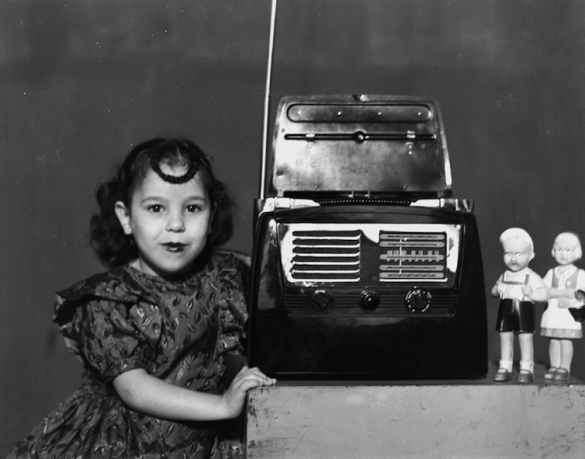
259 217 463 318
279 222 460 286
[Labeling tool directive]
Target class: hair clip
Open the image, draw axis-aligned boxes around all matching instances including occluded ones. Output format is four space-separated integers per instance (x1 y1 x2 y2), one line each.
150 152 199 184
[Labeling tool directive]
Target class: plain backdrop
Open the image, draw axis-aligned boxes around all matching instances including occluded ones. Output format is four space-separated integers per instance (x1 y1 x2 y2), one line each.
2 0 585 454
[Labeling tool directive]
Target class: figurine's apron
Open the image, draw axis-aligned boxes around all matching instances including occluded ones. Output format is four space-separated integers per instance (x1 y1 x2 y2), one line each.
541 268 582 335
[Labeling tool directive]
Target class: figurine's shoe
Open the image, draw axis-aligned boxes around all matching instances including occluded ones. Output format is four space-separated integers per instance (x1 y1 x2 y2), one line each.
516 370 534 384
553 368 570 382
493 368 512 382
544 367 558 380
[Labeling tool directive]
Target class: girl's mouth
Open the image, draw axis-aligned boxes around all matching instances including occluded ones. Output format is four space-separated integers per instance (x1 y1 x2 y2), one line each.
163 242 187 252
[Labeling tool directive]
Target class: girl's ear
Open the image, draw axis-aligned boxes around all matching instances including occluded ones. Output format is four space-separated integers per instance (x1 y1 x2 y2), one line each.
115 201 133 235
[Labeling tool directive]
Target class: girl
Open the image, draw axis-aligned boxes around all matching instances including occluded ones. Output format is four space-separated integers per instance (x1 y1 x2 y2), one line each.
540 232 585 382
7 137 276 459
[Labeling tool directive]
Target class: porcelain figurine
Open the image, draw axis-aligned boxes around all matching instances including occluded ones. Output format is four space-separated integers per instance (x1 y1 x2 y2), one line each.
491 228 547 383
540 232 585 382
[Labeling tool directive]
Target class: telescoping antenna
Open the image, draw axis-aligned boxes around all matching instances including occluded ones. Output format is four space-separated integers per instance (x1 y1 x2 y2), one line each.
260 0 279 200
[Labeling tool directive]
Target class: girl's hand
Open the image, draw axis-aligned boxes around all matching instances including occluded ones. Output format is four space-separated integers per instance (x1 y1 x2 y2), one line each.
113 367 275 422
221 366 276 418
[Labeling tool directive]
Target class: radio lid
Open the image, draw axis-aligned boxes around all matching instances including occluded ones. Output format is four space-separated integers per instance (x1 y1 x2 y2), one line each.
266 95 453 199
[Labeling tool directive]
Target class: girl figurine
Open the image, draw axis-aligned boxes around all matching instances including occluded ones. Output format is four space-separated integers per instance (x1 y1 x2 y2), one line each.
7 138 276 459
540 232 585 382
491 228 547 383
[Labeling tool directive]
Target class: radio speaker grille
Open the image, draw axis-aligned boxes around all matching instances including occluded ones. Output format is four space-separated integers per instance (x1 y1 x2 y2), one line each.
290 230 361 281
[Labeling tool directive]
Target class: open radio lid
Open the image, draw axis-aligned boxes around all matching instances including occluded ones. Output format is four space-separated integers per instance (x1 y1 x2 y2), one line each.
266 95 453 199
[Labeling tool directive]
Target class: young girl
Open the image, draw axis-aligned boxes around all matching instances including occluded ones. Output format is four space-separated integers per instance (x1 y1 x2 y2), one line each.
7 137 276 459
540 232 585 382
491 228 547 383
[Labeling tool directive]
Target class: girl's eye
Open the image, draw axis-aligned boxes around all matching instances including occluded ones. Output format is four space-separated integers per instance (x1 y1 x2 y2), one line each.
148 205 163 213
186 204 203 213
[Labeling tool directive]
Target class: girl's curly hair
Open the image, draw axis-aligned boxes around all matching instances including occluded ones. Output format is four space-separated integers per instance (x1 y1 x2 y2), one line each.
90 137 234 268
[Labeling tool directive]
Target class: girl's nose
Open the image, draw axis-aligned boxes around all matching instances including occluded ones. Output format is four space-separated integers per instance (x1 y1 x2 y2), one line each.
166 212 185 232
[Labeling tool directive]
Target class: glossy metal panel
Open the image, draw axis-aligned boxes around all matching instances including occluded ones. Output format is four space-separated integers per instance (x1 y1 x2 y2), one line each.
267 95 452 198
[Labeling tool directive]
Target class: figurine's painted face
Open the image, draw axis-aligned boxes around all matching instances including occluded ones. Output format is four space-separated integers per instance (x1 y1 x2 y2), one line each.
502 238 533 272
115 165 213 279
552 239 580 266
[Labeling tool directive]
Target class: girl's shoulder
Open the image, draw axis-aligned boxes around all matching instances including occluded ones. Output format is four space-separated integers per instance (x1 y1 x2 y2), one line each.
59 266 157 301
53 266 157 326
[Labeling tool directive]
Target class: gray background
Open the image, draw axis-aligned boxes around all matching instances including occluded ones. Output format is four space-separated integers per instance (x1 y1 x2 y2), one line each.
2 0 585 454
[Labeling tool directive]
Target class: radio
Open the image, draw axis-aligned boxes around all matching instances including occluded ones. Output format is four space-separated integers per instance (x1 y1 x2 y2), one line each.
248 94 488 379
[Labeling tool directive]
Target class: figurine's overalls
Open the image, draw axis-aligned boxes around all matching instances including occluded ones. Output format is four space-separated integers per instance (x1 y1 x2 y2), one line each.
496 272 536 334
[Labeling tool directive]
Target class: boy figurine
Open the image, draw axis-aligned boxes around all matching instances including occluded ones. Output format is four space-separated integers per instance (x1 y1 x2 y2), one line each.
491 228 548 383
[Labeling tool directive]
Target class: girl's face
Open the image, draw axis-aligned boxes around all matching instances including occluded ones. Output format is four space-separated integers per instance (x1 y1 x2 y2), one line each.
552 239 579 266
502 238 533 272
115 166 213 278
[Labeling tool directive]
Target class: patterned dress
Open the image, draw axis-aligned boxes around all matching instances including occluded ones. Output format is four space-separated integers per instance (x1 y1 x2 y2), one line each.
7 250 249 459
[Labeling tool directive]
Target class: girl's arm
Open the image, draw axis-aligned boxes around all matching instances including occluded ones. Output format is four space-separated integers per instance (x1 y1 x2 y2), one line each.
113 365 275 421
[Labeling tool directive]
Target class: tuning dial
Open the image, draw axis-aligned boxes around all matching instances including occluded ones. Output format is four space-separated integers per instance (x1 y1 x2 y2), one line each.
360 290 380 311
405 288 432 313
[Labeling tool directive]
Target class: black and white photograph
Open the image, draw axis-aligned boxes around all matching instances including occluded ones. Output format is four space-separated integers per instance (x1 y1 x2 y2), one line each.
1 1 584 457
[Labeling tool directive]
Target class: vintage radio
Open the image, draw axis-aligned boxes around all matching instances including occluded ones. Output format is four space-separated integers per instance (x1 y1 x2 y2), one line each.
248 94 488 379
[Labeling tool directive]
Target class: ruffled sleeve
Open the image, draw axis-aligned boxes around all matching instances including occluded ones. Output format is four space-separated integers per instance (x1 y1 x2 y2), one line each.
54 269 162 383
79 300 162 382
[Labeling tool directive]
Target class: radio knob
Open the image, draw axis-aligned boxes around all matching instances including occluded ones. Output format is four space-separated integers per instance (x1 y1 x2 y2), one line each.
360 290 380 311
308 290 333 313
405 288 432 313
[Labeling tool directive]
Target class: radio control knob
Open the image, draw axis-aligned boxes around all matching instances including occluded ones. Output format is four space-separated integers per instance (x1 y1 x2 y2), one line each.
405 288 432 313
308 290 333 313
360 290 380 311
